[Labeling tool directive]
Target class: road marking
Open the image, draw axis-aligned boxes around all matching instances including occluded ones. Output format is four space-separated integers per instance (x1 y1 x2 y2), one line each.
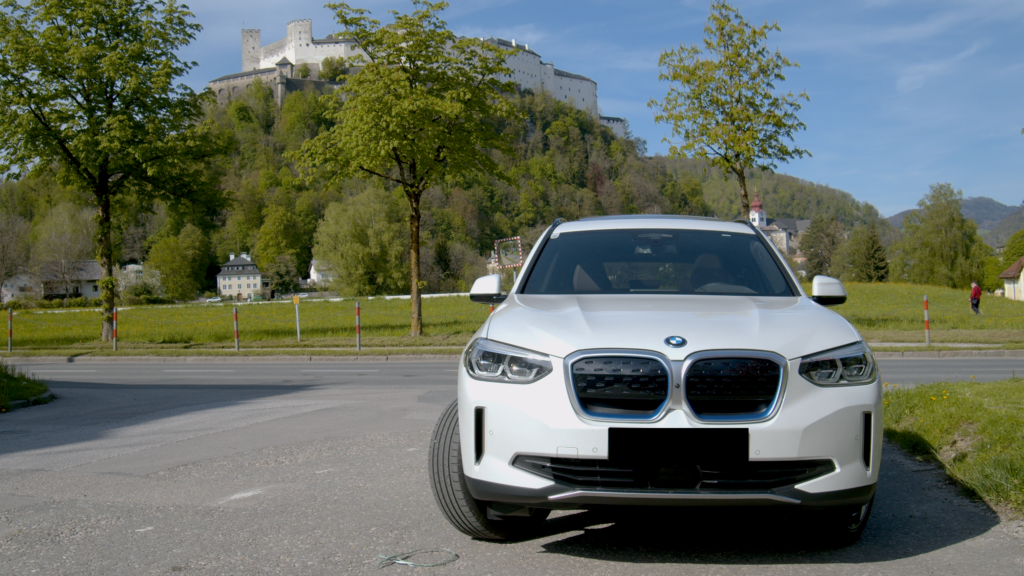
163 370 236 372
220 489 264 503
135 527 154 532
315 469 335 474
30 370 96 373
301 370 379 372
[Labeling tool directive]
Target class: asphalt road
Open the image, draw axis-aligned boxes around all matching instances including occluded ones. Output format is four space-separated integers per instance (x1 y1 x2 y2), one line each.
1 360 1022 575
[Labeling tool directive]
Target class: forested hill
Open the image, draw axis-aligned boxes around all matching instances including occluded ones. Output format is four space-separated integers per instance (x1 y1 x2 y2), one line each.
888 196 1021 246
2 83 895 296
661 157 895 233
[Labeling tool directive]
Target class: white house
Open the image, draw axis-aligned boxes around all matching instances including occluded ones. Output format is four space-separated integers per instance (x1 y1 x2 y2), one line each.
217 253 266 300
1 272 41 304
308 259 335 288
999 256 1024 301
40 260 103 299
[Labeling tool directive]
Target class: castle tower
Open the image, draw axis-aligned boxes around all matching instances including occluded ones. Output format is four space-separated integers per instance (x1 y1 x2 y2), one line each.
242 29 261 71
286 19 313 45
749 193 766 227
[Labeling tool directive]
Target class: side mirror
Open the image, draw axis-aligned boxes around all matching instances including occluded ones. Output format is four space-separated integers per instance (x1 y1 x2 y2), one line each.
469 274 507 304
811 275 847 306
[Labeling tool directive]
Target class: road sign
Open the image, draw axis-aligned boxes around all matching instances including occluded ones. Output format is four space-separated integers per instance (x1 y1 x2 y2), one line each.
495 236 523 269
292 295 300 305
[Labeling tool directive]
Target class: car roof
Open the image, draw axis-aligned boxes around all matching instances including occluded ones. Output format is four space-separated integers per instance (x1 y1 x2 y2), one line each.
553 215 754 236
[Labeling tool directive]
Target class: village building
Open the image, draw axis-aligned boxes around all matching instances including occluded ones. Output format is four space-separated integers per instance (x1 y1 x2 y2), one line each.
307 259 335 288
41 260 103 299
216 253 266 300
748 194 811 255
998 256 1024 301
1 272 40 304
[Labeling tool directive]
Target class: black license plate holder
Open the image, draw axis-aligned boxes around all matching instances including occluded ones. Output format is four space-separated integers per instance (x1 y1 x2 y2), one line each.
609 428 749 465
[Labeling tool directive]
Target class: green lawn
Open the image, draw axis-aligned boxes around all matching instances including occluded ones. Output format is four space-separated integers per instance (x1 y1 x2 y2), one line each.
6 297 488 349
5 283 1024 352
0 362 50 410
830 282 1024 332
884 378 1024 515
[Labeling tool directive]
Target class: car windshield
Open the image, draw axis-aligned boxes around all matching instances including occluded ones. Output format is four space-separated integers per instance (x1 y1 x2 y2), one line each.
521 228 794 296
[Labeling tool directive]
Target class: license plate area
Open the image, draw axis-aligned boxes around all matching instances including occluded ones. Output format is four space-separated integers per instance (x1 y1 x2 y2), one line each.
609 428 749 465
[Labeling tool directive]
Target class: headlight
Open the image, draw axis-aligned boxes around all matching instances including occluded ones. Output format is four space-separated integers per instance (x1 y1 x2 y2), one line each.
798 342 877 386
464 338 553 384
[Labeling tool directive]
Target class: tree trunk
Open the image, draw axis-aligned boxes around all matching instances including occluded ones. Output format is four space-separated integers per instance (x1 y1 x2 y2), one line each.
98 190 115 341
407 190 422 337
735 166 750 219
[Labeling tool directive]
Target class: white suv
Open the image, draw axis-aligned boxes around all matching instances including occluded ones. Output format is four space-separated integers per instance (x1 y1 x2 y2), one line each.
429 215 881 544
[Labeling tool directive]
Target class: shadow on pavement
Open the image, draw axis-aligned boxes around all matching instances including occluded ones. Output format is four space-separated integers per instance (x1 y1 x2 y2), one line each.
0 377 319 461
532 442 1000 564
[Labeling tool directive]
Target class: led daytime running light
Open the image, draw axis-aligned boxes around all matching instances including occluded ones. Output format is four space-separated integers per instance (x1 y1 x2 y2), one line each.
464 338 553 384
798 342 877 386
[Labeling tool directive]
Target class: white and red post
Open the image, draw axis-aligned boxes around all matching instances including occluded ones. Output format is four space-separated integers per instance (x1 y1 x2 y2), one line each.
355 301 361 351
112 307 118 351
7 308 11 352
923 295 930 346
233 307 240 351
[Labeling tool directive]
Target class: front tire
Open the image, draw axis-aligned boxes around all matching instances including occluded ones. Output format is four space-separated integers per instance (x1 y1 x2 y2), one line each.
822 495 874 546
428 400 548 540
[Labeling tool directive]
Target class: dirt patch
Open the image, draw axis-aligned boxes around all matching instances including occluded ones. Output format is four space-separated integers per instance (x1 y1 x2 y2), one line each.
937 422 979 464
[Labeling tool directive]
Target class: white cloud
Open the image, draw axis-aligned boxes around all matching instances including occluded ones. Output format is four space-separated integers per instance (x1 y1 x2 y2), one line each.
895 43 981 93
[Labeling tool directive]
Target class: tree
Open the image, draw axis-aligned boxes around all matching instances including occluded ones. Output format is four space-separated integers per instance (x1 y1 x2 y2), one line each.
33 203 96 299
649 1 809 217
292 0 521 335
147 224 209 301
1001 228 1024 270
254 205 301 271
834 223 887 282
0 0 221 338
296 63 311 79
0 212 30 298
664 173 711 216
318 56 348 82
889 183 987 288
801 215 844 278
312 187 408 297
263 254 299 295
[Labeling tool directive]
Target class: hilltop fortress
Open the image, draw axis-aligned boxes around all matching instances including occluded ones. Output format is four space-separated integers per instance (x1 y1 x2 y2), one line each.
209 19 626 137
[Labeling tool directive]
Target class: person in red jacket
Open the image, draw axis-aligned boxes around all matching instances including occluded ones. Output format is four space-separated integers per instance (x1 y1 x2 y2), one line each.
970 282 982 315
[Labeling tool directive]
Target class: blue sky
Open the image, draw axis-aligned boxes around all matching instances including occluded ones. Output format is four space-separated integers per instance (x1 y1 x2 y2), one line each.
180 0 1024 217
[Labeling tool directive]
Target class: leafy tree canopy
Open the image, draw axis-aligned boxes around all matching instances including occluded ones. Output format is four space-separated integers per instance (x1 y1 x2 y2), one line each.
0 0 222 336
291 0 522 335
889 183 987 289
650 0 809 217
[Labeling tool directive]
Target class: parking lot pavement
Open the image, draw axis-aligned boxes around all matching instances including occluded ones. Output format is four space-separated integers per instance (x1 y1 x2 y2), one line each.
0 362 1022 575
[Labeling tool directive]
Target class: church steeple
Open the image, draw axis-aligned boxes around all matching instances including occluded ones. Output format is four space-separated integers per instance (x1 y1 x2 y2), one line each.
749 192 766 227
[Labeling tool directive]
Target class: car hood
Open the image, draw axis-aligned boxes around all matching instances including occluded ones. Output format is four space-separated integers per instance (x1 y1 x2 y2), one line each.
485 294 862 361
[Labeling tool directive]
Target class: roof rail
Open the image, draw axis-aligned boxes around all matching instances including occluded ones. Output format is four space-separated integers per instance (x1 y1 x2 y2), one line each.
552 217 565 228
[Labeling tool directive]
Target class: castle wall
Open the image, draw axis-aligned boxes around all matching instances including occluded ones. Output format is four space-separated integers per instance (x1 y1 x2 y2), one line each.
231 21 606 119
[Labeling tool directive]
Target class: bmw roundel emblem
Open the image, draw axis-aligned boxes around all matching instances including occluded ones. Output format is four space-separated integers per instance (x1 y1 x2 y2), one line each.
665 336 687 348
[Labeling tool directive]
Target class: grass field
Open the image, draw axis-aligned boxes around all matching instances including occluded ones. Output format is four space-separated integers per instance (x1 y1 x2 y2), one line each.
0 362 49 410
4 283 1024 352
5 297 489 350
884 378 1024 515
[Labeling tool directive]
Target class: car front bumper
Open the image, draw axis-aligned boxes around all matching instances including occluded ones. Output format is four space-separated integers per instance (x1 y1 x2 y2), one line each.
458 353 882 509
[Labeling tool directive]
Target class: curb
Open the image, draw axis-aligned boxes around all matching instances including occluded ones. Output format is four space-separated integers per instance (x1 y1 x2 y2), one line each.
2 355 462 364
874 350 1024 359
2 390 55 412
